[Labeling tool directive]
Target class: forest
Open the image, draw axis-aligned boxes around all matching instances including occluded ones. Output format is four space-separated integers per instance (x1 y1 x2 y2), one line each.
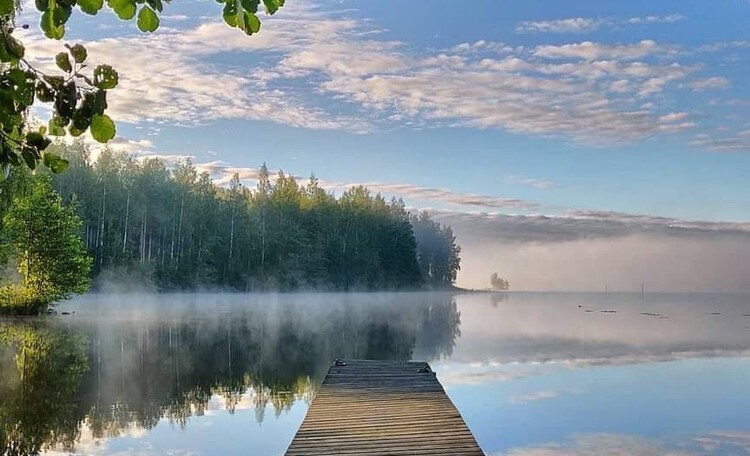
0 141 461 312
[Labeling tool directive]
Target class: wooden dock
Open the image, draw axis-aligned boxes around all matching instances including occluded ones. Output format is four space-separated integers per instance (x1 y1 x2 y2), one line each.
285 359 484 456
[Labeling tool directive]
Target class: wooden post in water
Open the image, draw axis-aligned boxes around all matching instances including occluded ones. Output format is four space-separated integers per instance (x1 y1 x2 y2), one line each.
285 359 485 456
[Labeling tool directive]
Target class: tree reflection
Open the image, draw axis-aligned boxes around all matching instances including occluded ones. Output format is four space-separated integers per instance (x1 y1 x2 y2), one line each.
0 293 461 455
0 323 89 456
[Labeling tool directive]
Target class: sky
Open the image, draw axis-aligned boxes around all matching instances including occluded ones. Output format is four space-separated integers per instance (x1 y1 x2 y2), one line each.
17 0 750 291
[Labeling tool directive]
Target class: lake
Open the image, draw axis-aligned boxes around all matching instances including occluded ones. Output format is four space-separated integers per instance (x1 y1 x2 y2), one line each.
2 292 749 455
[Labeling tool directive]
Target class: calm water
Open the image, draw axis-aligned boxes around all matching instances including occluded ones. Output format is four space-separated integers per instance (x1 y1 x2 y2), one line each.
2 292 750 456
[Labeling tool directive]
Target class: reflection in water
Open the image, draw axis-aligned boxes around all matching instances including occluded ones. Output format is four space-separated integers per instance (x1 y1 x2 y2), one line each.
1 292 749 456
0 324 88 456
0 293 460 455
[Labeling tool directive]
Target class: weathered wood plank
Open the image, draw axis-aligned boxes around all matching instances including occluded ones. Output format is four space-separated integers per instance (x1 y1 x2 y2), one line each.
285 359 484 456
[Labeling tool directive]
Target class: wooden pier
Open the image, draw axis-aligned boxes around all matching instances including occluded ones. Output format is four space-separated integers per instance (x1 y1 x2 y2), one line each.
285 359 484 456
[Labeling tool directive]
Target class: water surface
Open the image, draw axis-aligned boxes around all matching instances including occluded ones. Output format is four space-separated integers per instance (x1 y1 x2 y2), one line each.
1 292 749 455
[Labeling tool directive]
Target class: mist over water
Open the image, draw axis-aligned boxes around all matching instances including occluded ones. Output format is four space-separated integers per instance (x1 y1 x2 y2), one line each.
2 291 750 455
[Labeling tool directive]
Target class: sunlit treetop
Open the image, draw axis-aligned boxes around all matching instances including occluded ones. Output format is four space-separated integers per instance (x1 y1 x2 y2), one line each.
0 0 285 177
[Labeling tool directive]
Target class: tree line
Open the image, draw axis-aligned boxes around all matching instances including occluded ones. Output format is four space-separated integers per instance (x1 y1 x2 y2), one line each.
0 140 461 311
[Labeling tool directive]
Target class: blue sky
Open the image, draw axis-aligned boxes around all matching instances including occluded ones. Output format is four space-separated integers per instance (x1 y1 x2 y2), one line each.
18 0 750 290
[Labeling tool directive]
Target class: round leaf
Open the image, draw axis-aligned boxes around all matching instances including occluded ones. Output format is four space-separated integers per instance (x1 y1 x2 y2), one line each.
137 5 159 32
240 11 260 35
108 0 136 20
90 114 115 143
43 152 70 173
93 64 118 89
48 117 67 136
41 11 65 39
55 52 72 73
240 0 258 13
69 44 87 63
262 0 283 14
22 149 38 170
78 0 103 14
222 0 238 27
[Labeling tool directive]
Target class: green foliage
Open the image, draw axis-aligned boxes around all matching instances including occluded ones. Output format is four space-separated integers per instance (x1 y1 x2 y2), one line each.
217 0 275 35
0 21 117 174
0 174 92 313
0 0 285 174
0 323 89 454
136 5 158 32
89 114 115 142
39 142 460 291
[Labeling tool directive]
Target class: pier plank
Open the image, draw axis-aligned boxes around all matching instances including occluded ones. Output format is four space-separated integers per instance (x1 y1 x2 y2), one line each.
285 359 484 456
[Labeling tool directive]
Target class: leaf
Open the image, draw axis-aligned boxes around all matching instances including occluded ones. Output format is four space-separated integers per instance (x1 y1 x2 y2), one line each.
54 81 77 119
55 52 73 73
26 132 51 151
34 0 48 11
145 0 162 12
0 0 14 15
52 4 72 26
222 0 238 27
93 89 107 114
238 11 260 35
7 68 34 107
93 64 118 89
48 116 67 136
137 5 159 32
90 114 115 143
262 0 282 14
22 149 37 170
41 11 65 39
43 152 70 173
0 34 25 62
69 44 87 63
68 124 84 137
78 0 103 14
72 107 93 131
240 0 258 13
108 0 136 20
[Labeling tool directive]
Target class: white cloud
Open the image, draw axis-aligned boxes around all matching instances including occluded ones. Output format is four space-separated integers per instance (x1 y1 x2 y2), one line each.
500 433 692 456
507 175 556 189
689 132 750 152
448 40 514 54
507 390 559 404
697 40 750 53
438 369 526 386
18 5 366 131
533 40 660 61
516 15 685 34
688 77 730 91
658 112 690 123
516 18 604 34
500 431 750 456
627 14 685 25
16 3 733 150
656 112 694 132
